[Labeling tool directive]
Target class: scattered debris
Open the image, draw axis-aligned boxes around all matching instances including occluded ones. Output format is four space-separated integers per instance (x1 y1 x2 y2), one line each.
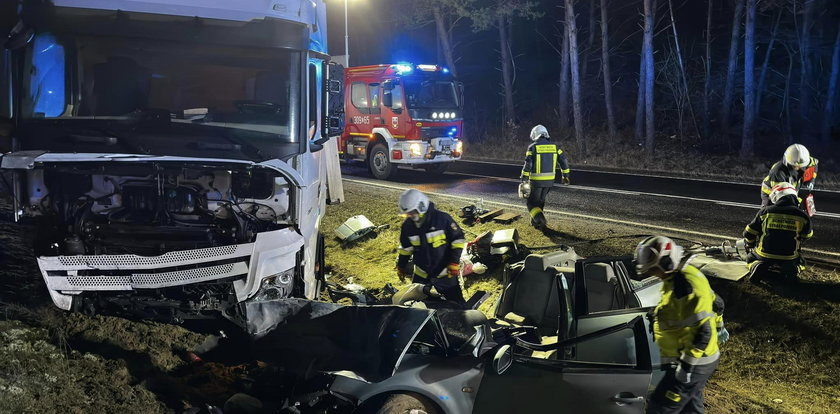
477 208 505 223
492 212 521 224
334 215 388 243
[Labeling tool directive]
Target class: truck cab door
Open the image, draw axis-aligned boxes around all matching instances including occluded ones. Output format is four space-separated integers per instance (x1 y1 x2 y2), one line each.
381 79 408 139
473 313 653 413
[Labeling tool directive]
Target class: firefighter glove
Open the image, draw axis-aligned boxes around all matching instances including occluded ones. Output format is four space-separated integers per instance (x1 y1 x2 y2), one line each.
395 266 409 282
675 362 692 383
561 175 571 185
446 263 460 278
718 325 730 345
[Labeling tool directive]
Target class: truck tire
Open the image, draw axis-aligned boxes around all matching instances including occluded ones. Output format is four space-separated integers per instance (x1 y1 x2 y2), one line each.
375 393 441 414
422 163 448 175
369 143 397 180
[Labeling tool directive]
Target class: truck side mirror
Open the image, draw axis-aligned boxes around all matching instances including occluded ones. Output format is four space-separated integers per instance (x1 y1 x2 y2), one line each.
324 61 345 137
382 90 392 108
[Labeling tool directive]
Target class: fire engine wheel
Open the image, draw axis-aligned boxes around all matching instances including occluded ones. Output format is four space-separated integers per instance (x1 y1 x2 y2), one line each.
369 143 397 180
422 163 448 175
374 393 441 414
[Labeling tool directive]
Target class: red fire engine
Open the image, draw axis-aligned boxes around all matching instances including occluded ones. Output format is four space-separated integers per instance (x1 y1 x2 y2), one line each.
340 63 464 179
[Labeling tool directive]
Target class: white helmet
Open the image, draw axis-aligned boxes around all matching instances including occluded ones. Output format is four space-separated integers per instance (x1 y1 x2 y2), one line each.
530 124 549 141
783 144 810 168
634 236 685 275
769 182 798 205
399 189 430 215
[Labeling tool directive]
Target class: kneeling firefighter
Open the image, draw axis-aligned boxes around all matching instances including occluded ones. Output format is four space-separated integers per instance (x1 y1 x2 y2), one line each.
395 189 467 307
634 236 727 414
744 182 813 282
519 125 570 230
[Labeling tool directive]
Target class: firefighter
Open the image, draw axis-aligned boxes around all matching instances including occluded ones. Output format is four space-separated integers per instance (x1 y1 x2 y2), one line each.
395 189 467 307
520 124 570 230
634 236 724 414
760 144 818 208
744 182 813 282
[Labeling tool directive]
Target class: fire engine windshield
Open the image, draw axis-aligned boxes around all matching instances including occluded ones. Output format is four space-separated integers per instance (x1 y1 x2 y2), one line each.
403 79 460 109
21 32 301 139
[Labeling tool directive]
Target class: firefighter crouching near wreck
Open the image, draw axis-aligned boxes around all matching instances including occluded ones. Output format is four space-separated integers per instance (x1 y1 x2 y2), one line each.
760 144 818 208
395 189 467 307
744 182 813 282
634 236 726 414
519 124 570 230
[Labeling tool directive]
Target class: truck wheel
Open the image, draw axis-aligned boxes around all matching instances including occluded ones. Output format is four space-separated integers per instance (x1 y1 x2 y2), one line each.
369 143 397 180
422 163 448 175
375 393 441 414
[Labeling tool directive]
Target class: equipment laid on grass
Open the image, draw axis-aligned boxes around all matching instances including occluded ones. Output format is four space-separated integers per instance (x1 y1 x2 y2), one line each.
334 215 388 242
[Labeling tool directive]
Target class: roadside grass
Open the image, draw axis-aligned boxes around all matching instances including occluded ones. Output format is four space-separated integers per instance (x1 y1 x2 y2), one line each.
464 130 840 191
324 180 840 414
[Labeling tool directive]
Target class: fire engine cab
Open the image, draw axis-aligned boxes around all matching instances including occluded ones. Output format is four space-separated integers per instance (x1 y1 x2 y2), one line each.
341 63 464 179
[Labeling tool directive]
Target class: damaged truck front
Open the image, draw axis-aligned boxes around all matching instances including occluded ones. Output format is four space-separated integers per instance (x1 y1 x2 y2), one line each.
0 0 344 327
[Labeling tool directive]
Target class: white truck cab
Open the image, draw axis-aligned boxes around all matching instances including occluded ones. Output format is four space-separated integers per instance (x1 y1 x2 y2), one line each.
0 0 343 330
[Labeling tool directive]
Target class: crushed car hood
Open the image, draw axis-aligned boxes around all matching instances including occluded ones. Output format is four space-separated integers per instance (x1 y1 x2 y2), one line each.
247 299 435 383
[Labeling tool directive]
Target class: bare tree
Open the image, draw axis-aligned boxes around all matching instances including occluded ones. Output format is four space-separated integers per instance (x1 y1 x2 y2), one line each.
643 0 656 156
433 6 459 78
581 0 597 81
799 0 816 139
600 0 616 138
498 11 516 124
741 0 756 158
703 0 714 140
566 0 586 154
560 26 571 129
822 22 840 141
721 0 745 139
756 9 782 117
636 0 657 142
667 0 699 140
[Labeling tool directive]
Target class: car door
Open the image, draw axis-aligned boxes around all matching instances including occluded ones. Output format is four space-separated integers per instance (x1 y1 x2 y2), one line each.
472 311 653 414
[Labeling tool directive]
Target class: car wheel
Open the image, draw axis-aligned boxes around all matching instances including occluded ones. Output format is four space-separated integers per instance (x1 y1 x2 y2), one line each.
375 393 441 414
422 163 448 175
369 143 397 180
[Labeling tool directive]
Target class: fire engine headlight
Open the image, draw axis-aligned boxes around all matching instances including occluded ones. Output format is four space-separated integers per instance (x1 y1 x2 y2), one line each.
432 112 439 119
455 140 463 153
409 143 423 157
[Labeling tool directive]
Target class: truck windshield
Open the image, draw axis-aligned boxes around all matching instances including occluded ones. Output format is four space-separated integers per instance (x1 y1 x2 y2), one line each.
21 32 301 139
403 79 459 109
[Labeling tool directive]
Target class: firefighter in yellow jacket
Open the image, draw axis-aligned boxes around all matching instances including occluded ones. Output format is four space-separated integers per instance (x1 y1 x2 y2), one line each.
519 125 570 230
634 236 725 414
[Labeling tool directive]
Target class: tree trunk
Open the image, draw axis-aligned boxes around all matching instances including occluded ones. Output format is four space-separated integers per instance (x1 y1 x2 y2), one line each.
799 0 816 140
782 44 794 142
741 0 756 158
822 22 840 141
433 7 458 78
643 0 655 157
703 0 713 141
582 0 597 82
566 0 586 154
559 26 571 129
721 0 744 139
635 38 647 141
498 12 515 125
636 0 656 142
756 9 781 117
600 0 616 138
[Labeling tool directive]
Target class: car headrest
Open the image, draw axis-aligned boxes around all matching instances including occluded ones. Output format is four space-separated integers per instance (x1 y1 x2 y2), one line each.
523 254 545 271
585 263 617 284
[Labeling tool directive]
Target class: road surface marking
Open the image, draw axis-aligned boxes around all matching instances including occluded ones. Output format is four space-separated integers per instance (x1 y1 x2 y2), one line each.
343 178 840 260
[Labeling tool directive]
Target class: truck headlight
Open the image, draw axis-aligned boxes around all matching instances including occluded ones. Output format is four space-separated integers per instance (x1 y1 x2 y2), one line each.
432 112 439 119
256 269 294 300
409 143 423 157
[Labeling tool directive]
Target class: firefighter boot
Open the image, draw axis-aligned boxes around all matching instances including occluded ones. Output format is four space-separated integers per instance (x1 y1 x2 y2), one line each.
531 212 548 231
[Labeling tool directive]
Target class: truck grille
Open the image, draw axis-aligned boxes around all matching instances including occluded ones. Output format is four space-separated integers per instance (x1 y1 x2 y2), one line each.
420 127 451 139
62 262 249 290
54 244 250 269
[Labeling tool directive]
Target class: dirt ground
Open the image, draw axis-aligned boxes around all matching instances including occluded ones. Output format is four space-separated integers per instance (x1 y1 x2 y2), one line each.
1 180 838 413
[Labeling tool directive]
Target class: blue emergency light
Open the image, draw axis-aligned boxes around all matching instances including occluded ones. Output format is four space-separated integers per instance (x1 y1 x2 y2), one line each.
394 63 413 74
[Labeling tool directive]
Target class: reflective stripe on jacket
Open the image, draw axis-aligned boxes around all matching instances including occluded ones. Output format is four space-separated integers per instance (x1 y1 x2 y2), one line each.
521 136 570 187
396 203 465 278
654 265 721 369
743 197 812 260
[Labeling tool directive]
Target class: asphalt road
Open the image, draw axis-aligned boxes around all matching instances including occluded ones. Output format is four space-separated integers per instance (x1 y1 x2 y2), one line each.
341 160 840 262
